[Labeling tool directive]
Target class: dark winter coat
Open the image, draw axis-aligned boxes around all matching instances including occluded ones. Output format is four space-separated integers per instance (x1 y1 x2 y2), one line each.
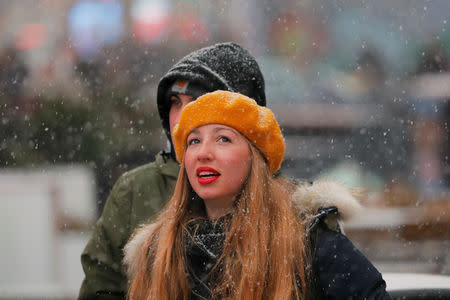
310 209 391 299
124 181 392 300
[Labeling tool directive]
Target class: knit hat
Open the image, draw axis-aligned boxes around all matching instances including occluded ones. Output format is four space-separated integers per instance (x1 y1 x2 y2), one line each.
157 42 266 154
173 91 284 174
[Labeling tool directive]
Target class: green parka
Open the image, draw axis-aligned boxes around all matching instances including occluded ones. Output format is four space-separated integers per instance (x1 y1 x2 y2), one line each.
78 152 179 299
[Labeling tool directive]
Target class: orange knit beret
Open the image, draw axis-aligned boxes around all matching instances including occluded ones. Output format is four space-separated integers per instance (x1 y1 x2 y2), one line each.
173 90 285 174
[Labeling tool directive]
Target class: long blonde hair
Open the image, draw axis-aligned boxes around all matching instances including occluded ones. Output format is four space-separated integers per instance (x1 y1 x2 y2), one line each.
128 143 308 300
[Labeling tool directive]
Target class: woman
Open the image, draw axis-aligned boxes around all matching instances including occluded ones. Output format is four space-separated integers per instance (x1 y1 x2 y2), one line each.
123 91 391 300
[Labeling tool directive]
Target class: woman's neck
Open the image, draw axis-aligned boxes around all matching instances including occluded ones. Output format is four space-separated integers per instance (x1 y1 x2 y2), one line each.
204 203 233 220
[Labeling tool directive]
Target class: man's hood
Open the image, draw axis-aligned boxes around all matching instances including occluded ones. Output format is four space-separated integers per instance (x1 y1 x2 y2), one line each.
156 42 266 141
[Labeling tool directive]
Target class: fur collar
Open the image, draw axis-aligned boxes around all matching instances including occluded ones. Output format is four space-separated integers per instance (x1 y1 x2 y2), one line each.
292 180 362 220
123 223 157 280
123 180 361 279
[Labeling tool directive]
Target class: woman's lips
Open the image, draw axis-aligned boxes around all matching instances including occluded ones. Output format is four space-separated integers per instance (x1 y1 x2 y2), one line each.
198 176 219 185
196 166 220 185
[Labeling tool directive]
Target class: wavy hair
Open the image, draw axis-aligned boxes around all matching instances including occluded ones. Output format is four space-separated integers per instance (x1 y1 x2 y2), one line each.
127 143 309 300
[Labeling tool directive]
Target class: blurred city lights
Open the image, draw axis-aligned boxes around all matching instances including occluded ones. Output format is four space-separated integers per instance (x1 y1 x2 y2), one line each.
178 16 210 42
15 23 47 50
131 0 170 44
68 0 124 60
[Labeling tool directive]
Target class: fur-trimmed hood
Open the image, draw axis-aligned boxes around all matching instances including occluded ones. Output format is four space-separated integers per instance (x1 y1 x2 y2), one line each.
292 180 362 221
123 180 362 279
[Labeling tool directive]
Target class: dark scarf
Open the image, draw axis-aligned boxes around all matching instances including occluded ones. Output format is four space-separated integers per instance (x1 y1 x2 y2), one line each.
181 209 334 299
184 215 231 299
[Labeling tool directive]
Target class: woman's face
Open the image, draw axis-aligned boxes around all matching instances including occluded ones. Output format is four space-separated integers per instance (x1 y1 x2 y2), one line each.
184 124 251 212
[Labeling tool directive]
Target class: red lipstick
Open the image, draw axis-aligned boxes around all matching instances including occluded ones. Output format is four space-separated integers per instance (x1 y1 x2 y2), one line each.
196 166 220 185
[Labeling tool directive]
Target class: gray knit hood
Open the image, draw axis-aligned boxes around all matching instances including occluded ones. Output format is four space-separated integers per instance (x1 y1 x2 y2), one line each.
157 42 266 146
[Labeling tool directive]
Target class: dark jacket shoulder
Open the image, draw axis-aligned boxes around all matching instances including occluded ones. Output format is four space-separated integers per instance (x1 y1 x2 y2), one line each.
311 218 391 300
295 181 391 300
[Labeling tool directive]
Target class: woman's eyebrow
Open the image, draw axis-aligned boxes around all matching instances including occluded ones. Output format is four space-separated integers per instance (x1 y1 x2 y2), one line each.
213 126 238 135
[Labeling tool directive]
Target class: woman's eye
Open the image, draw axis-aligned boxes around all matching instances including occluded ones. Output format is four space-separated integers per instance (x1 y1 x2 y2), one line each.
187 138 200 146
218 136 231 143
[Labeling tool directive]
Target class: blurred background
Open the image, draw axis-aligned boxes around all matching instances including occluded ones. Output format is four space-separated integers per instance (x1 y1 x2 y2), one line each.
0 0 449 298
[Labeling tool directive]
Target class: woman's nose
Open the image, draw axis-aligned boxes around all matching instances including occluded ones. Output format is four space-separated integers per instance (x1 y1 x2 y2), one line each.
197 141 214 161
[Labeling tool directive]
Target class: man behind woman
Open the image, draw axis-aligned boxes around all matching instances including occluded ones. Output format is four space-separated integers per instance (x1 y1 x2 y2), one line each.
78 42 267 299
